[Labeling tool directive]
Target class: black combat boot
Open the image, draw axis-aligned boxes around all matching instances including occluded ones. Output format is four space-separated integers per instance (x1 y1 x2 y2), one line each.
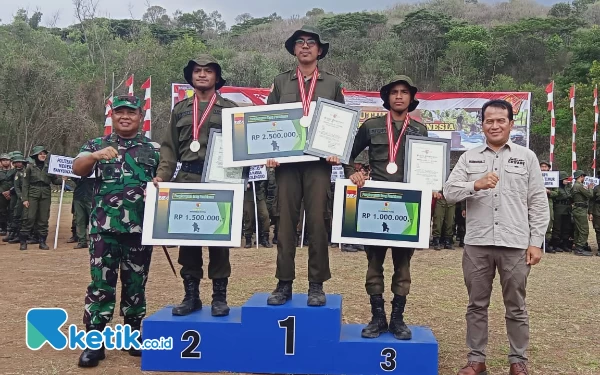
27 236 39 244
267 280 293 305
19 233 27 250
8 232 20 244
307 282 326 306
388 295 412 340
545 239 555 253
78 323 106 367
3 230 14 242
272 226 278 244
552 238 563 252
0 224 7 236
458 237 465 247
123 317 143 357
211 278 230 317
574 245 593 256
361 294 388 338
444 237 455 250
172 275 202 315
260 233 273 248
39 235 49 250
244 236 252 248
74 241 88 249
431 237 441 250
67 234 78 243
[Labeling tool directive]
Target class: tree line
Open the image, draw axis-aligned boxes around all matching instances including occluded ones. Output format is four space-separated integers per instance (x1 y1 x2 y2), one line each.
1 0 599 172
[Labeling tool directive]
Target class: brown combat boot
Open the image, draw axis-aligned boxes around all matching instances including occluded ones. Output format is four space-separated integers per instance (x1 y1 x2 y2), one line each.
509 362 528 375
457 361 488 375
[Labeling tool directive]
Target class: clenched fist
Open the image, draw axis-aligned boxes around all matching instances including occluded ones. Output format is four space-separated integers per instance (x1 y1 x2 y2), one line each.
349 171 366 187
266 159 280 168
474 172 499 191
93 147 118 162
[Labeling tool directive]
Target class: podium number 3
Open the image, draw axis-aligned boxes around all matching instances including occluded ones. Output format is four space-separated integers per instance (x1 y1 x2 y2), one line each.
278 316 295 355
181 330 201 359
380 348 397 371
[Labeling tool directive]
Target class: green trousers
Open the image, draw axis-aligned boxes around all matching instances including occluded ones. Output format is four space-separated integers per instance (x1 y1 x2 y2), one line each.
572 207 589 247
74 198 91 244
432 200 455 238
20 189 52 237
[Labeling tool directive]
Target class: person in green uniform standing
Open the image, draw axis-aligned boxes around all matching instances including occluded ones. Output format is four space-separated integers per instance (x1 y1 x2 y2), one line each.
72 175 93 249
154 55 238 317
343 76 437 340
431 187 456 250
266 167 279 244
3 153 28 244
243 180 272 248
0 153 14 236
551 172 573 252
588 172 600 256
539 161 559 253
571 170 593 256
264 25 345 306
19 146 63 250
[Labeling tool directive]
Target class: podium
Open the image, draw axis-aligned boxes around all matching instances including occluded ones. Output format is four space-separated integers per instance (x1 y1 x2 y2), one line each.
141 293 438 374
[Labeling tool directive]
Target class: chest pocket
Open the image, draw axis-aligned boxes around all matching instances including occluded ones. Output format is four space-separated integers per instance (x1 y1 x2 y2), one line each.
98 161 122 182
136 146 157 181
208 110 223 129
369 133 389 161
504 163 528 191
466 164 488 181
176 112 193 142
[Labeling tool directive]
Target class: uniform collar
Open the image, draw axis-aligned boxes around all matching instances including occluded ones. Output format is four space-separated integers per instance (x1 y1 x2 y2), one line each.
478 139 513 153
109 132 143 144
185 92 225 107
290 68 324 81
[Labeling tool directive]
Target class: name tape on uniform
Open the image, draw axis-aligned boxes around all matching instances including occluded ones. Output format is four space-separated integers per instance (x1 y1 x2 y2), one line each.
331 165 345 182
248 165 268 182
542 171 559 188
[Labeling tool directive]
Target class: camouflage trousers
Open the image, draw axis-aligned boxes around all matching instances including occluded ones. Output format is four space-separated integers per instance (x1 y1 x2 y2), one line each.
83 233 153 325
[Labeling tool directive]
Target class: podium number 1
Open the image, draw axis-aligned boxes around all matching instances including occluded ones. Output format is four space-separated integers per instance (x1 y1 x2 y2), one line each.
278 316 295 355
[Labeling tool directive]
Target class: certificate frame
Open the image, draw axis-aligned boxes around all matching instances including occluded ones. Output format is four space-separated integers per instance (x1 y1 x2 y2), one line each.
142 182 244 247
201 129 249 188
221 102 320 167
303 98 360 164
403 135 451 192
331 179 432 249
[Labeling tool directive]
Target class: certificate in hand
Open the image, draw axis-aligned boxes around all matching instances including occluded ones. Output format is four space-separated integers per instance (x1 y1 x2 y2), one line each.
303 98 360 164
201 129 248 187
403 135 451 192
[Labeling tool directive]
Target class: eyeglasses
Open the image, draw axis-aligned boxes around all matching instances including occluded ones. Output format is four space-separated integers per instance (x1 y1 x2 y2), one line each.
295 39 317 47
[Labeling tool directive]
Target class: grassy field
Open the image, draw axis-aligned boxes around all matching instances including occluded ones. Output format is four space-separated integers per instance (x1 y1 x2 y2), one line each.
0 202 598 375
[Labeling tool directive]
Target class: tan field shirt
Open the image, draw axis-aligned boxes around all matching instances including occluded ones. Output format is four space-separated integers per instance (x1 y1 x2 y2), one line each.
443 140 549 250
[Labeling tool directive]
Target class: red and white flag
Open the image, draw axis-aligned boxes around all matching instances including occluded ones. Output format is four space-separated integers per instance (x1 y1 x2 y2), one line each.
141 77 151 138
126 75 134 95
545 81 555 169
594 85 598 177
570 85 577 176
103 96 113 135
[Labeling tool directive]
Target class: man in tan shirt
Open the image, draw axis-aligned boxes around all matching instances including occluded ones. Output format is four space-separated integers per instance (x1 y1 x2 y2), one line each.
444 100 549 375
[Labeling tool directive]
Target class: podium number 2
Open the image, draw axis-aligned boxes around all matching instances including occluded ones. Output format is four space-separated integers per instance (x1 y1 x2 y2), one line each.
181 330 201 359
278 316 295 355
380 348 397 371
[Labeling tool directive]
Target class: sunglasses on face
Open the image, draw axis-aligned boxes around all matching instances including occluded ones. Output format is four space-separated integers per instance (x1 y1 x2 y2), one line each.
295 39 317 47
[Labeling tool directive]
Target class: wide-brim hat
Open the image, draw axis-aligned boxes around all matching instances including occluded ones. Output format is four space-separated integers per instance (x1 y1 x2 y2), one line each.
285 25 329 60
11 153 27 163
0 153 10 161
559 171 569 180
573 170 586 179
380 75 419 112
30 146 48 157
184 54 226 90
539 161 551 168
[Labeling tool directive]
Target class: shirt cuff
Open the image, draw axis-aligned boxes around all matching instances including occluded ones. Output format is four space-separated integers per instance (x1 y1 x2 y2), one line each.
466 181 476 196
529 235 545 248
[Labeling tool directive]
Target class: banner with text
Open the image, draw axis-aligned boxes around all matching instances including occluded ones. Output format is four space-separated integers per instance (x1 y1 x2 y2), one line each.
48 155 78 178
172 84 531 152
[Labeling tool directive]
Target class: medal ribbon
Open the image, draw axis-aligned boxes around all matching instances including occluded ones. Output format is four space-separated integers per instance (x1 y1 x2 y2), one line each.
386 112 411 165
296 67 319 116
192 93 217 141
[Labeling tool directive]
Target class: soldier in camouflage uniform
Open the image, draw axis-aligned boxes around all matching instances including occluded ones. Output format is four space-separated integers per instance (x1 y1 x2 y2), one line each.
552 172 574 252
19 147 63 250
243 180 272 248
3 153 28 244
154 55 238 318
73 95 159 367
571 170 593 256
540 161 559 253
0 153 14 236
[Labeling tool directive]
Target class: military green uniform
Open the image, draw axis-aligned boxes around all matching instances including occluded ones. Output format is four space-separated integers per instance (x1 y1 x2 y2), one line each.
156 55 236 317
455 200 466 247
3 153 27 243
571 170 593 255
243 180 272 248
545 186 559 251
73 176 93 248
19 147 62 250
431 192 455 250
343 76 426 341
0 153 15 235
588 181 600 256
552 172 574 252
266 25 345 307
266 167 279 243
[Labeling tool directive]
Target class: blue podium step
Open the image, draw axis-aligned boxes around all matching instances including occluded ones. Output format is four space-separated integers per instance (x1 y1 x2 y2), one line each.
140 293 438 374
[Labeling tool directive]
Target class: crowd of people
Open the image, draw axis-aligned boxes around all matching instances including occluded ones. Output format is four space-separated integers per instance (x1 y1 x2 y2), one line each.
1 24 571 375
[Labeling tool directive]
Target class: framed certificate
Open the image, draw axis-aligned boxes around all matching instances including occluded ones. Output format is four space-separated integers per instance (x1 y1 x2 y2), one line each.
201 129 248 187
331 179 432 249
303 98 360 164
221 102 320 167
142 182 244 247
403 135 451 192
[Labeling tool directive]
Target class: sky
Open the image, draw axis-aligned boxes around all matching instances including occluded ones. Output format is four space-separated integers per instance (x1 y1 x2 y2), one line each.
0 0 561 28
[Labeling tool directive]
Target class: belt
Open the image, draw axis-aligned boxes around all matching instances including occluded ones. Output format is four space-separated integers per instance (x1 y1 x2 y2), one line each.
573 202 588 208
180 161 204 175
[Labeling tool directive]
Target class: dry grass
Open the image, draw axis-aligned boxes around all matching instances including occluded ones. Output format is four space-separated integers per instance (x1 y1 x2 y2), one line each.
1 203 599 375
